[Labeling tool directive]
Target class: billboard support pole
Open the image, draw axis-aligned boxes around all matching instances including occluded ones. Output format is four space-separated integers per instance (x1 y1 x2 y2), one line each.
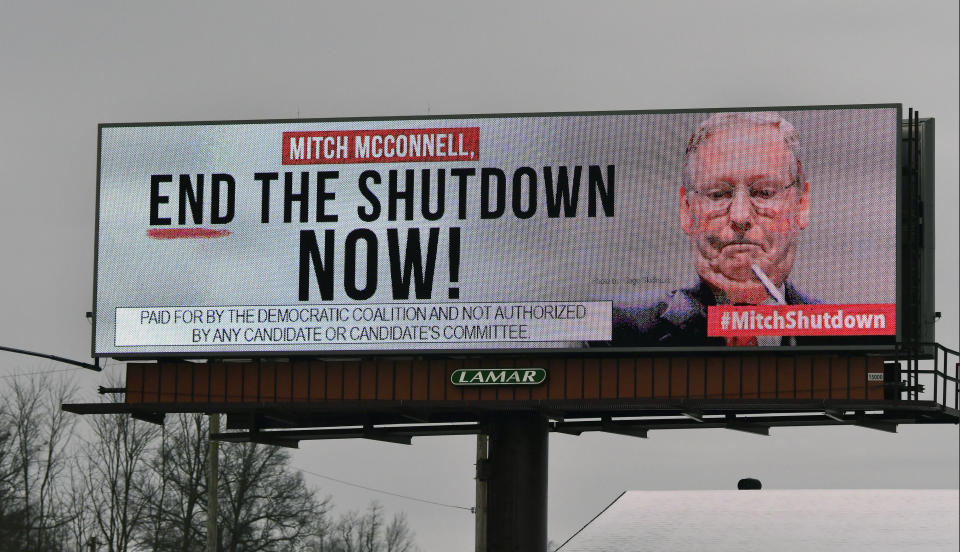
475 433 488 552
207 413 219 552
485 412 548 551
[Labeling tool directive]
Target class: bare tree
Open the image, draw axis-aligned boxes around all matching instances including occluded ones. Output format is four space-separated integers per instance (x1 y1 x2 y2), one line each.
383 512 416 552
138 413 209 552
10 378 42 548
0 400 26 549
146 421 170 550
331 510 361 552
0 372 418 552
218 440 331 552
357 501 382 552
65 465 91 552
136 413 340 552
0 377 76 552
72 388 160 552
328 502 417 552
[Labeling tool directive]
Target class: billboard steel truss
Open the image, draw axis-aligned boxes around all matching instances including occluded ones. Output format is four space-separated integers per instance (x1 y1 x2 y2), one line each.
63 344 959 447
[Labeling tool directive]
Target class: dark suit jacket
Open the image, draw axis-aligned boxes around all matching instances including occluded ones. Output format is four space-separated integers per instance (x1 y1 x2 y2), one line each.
607 279 821 347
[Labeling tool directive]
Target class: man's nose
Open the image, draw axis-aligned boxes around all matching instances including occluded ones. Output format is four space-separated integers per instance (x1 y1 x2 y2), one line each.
728 188 754 233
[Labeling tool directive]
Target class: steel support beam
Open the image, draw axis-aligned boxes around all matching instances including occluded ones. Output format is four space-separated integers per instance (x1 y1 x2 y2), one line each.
249 434 300 448
725 415 770 436
601 418 649 439
725 422 770 436
131 411 165 425
855 418 898 433
485 412 548 551
602 427 649 439
552 425 583 436
362 427 413 445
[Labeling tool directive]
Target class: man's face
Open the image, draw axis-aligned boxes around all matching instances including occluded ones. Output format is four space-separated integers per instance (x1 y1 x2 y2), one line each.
680 124 810 304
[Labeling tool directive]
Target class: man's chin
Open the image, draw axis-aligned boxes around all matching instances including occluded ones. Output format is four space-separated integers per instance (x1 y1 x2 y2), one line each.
722 284 770 305
716 261 756 282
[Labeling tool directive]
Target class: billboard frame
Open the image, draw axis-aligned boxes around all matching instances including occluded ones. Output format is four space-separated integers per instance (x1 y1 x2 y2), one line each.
93 103 909 359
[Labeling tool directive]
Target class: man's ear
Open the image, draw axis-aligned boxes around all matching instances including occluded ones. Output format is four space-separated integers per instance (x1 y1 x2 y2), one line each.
795 180 810 229
680 186 693 234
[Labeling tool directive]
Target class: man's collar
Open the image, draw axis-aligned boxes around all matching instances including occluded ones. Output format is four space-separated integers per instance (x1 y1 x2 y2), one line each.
661 278 798 325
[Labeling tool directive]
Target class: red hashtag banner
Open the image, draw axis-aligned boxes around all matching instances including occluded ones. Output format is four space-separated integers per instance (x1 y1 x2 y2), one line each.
707 304 897 337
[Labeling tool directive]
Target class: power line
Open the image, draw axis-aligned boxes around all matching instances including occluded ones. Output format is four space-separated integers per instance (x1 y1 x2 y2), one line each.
0 366 84 380
0 358 117 380
297 467 473 513
0 358 118 379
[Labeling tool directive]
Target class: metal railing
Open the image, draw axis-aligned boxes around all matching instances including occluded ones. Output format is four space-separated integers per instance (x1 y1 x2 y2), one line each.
891 343 959 412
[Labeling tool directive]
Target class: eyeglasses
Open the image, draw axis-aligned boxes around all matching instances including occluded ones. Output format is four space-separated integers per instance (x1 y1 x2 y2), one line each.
690 180 799 214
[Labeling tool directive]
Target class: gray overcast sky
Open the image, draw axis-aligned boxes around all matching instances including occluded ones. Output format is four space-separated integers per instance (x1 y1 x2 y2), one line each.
1 1 957 550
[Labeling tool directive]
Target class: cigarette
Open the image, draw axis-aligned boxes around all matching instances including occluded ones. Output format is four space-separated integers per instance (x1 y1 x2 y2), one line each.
751 264 787 305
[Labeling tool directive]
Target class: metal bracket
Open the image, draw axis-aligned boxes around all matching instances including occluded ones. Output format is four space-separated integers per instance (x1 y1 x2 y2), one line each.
551 423 583 436
854 413 898 434
247 422 300 448
601 418 649 439
855 420 898 433
362 426 412 445
541 409 566 422
603 427 649 439
131 411 165 425
725 415 769 436
249 433 300 448
824 408 846 422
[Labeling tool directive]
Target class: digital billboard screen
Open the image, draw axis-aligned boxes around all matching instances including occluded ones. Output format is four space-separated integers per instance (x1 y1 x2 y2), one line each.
94 105 900 356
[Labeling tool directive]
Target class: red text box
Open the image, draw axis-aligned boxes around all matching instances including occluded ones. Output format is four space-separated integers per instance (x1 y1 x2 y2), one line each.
707 304 896 337
282 127 480 164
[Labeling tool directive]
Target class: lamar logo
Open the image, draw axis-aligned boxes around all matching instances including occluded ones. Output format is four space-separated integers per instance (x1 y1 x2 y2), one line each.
451 368 547 386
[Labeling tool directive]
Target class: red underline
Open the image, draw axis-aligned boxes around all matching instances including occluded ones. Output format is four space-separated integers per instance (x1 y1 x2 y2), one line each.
147 228 232 239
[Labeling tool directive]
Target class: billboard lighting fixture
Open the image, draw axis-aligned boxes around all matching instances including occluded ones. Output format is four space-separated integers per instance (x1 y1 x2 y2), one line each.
1 344 101 372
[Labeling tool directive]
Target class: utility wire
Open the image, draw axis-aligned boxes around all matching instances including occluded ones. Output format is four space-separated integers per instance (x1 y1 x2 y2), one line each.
297 467 473 512
0 366 86 380
0 357 116 380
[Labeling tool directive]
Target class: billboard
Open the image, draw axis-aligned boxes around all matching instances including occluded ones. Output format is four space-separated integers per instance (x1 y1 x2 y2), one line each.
94 105 901 356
